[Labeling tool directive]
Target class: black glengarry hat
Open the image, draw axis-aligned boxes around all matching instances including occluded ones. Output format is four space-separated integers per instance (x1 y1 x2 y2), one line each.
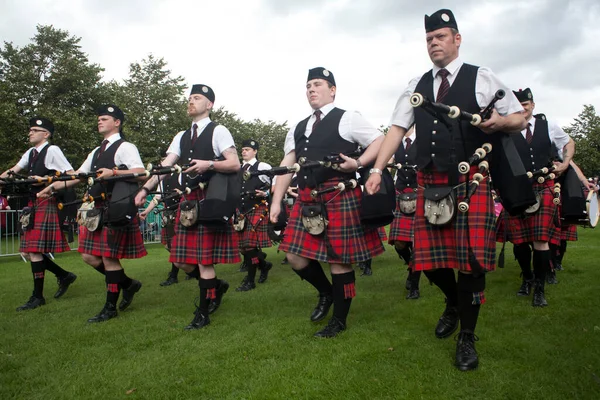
425 9 458 33
307 67 336 86
29 117 54 136
97 104 125 124
242 139 259 150
513 88 534 103
190 84 215 103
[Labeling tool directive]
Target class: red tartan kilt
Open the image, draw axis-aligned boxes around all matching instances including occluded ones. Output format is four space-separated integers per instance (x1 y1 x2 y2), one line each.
389 189 415 244
495 212 510 242
237 203 272 249
279 181 385 264
20 198 70 254
412 167 496 272
169 189 240 266
561 224 578 241
78 206 147 259
377 226 388 242
504 181 559 244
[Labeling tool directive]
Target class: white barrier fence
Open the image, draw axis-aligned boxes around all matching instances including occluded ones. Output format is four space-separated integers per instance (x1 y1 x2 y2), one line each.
0 209 164 258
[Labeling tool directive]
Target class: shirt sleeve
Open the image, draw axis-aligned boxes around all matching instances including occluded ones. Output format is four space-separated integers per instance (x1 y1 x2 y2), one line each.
548 120 570 154
16 149 32 169
77 148 98 174
283 125 297 156
115 142 144 169
389 76 421 129
258 161 272 185
166 131 185 157
213 125 236 157
45 145 73 172
339 111 383 148
476 67 523 116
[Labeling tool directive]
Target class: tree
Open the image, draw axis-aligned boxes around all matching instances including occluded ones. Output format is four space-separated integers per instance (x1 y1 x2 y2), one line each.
107 55 189 163
565 105 600 177
0 25 106 170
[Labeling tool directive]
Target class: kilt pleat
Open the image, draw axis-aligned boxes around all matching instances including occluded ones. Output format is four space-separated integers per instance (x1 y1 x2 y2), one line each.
20 198 70 254
561 224 578 241
412 167 496 272
169 189 240 266
279 180 385 264
238 203 272 249
388 189 415 244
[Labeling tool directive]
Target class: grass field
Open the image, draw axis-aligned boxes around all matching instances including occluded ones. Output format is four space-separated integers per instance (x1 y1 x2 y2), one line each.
1 229 600 399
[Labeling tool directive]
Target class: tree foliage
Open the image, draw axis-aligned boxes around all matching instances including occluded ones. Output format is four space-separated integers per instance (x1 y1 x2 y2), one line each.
565 105 600 177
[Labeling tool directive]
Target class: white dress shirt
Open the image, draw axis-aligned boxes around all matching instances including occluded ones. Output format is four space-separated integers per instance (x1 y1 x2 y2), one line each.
522 116 570 160
242 157 272 185
167 117 236 158
78 133 144 173
17 142 73 172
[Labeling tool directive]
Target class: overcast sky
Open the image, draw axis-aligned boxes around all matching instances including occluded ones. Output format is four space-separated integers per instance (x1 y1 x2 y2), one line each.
1 0 598 129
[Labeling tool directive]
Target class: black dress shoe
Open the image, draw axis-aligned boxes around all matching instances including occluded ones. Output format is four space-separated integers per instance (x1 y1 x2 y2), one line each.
159 275 179 287
208 280 229 314
87 303 118 323
546 272 559 285
258 261 272 284
532 280 548 307
119 280 142 311
435 304 459 339
357 262 366 271
54 272 77 299
455 331 479 371
238 261 248 273
185 310 210 330
405 277 413 291
16 295 46 311
361 265 372 276
281 257 289 265
554 262 563 271
406 288 420 300
517 279 533 296
236 278 256 292
310 293 333 322
314 316 346 338
184 274 194 281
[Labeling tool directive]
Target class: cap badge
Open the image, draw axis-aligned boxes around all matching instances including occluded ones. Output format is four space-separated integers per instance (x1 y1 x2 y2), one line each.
441 13 450 22
527 92 532 99
108 106 114 112
202 86 208 93
36 120 43 125
322 69 330 77
251 141 256 146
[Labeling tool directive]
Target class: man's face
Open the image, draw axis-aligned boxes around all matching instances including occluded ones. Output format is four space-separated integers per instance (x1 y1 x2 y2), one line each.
426 27 461 68
306 79 335 110
241 147 257 162
520 100 535 121
28 127 50 146
97 115 120 135
188 94 212 118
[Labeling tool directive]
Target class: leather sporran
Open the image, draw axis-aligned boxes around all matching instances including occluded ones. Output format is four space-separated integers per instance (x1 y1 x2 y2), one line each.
161 209 176 227
398 192 417 215
423 186 456 226
19 207 35 231
77 202 102 232
524 191 542 215
233 214 246 232
179 200 199 227
301 204 328 235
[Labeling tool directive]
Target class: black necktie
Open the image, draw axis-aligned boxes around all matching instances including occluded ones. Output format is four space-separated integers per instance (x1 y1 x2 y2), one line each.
405 138 412 151
242 163 250 171
526 123 533 144
312 110 322 132
98 140 109 156
192 123 198 146
436 68 450 103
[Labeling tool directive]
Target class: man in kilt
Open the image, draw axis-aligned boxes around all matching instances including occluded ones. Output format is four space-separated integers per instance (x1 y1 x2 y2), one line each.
235 139 273 291
388 127 421 299
39 105 147 322
366 9 527 370
1 117 78 311
135 84 241 330
270 67 385 338
140 171 199 286
499 89 573 305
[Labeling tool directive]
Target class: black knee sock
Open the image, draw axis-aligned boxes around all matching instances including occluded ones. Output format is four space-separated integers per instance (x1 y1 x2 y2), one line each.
198 278 218 315
457 273 485 333
557 240 567 264
293 259 332 295
120 272 133 291
423 268 458 306
169 263 179 278
246 250 260 282
186 266 200 279
513 243 533 280
395 245 411 265
94 263 106 276
409 269 421 289
549 243 560 268
31 261 45 298
42 254 69 278
533 249 550 282
105 270 122 306
331 271 355 325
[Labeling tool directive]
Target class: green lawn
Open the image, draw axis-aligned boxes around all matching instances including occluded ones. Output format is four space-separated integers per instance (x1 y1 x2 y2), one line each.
1 229 599 399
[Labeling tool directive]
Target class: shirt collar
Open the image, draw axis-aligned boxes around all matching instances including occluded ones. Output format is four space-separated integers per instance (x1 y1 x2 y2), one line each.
191 117 211 132
244 158 258 166
312 102 335 118
104 133 122 144
34 142 49 152
431 57 463 79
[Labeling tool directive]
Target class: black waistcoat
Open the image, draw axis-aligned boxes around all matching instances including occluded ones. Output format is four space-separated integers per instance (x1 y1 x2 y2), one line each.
180 122 216 187
294 108 357 189
28 145 56 196
88 139 125 198
394 139 418 190
161 173 182 209
240 162 268 213
414 64 486 172
512 118 552 171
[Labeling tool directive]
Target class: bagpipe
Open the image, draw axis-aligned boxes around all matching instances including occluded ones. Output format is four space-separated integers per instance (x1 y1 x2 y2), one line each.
526 164 557 184
310 179 358 199
298 149 364 170
86 163 188 186
1 170 101 186
242 164 300 181
385 162 417 171
457 161 489 212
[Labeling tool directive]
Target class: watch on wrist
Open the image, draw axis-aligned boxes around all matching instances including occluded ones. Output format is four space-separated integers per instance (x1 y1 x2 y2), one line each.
356 159 362 169
208 161 215 170
369 168 383 175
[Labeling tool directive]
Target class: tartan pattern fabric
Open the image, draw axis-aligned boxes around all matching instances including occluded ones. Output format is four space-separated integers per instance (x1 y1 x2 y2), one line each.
377 226 388 242
343 282 356 299
237 202 272 250
502 181 559 245
388 189 415 244
412 167 496 272
34 272 45 279
472 291 486 305
561 224 578 241
169 189 241 266
279 180 385 264
78 203 147 259
206 288 217 300
161 223 176 247
107 283 119 293
20 198 70 254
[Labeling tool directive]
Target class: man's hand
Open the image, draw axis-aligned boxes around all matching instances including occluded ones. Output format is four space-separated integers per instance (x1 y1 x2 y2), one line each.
134 191 147 207
552 161 569 176
365 173 382 195
270 201 281 224
255 189 268 198
478 109 504 134
95 168 114 179
335 153 360 173
184 159 209 175
37 185 54 199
